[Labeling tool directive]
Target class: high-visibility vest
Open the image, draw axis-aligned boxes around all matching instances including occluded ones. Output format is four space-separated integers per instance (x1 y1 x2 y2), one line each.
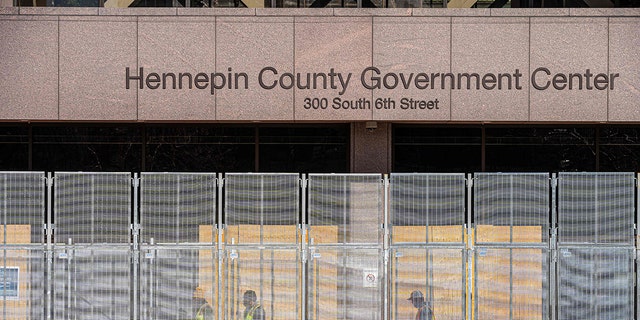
245 303 261 320
195 303 210 320
416 305 434 320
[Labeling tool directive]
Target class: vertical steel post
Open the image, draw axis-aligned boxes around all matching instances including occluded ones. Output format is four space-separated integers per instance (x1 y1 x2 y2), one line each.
2 174 7 320
550 173 558 320
301 174 307 320
466 173 473 320
636 173 639 320
383 174 390 320
509 175 513 320
217 173 224 320
132 174 140 320
46 173 53 320
260 176 264 301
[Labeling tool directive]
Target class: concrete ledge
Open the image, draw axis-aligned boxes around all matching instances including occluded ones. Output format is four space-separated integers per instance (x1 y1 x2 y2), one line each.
1 14 57 20
98 7 177 15
334 8 412 16
256 8 333 16
490 8 569 16
0 7 19 14
570 8 640 16
178 7 255 15
217 14 292 21
1 6 637 18
139 15 217 21
453 16 529 23
20 7 99 15
413 8 490 16
59 14 136 20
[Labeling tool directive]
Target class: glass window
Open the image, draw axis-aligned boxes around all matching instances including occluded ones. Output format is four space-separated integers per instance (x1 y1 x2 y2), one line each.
32 126 142 172
485 127 596 172
0 125 29 171
599 127 640 172
393 126 482 173
258 125 349 173
145 126 255 172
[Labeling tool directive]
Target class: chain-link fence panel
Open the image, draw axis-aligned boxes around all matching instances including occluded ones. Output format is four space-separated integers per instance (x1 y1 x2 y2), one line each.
0 249 45 320
557 247 634 320
53 246 131 319
224 248 299 320
140 173 217 245
474 248 549 320
307 247 383 320
54 172 132 245
139 248 216 320
390 173 466 244
390 248 465 320
308 174 383 245
0 172 45 245
225 173 299 245
558 172 634 245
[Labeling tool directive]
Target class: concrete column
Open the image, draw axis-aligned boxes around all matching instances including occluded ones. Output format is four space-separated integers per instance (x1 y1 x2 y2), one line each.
351 122 391 174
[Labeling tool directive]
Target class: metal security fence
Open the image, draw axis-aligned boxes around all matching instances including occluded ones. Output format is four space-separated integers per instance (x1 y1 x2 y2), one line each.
0 172 45 320
52 172 133 320
389 173 467 320
225 173 301 320
0 171 638 319
473 173 550 320
139 173 218 320
557 173 636 320
307 174 384 320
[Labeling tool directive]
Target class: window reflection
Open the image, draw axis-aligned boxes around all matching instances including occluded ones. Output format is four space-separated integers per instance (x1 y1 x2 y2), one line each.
145 126 255 172
0 125 29 171
259 125 349 173
600 127 640 172
393 126 482 173
32 126 142 172
485 127 596 172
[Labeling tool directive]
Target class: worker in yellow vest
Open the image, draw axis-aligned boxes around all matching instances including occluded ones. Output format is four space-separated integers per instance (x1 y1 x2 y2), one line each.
192 287 214 320
242 290 264 320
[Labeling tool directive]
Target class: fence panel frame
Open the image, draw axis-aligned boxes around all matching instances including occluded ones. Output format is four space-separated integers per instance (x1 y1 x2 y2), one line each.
556 172 636 320
472 172 551 320
307 173 385 320
223 173 302 320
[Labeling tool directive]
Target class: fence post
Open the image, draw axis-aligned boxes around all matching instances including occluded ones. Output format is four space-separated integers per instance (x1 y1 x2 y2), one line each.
46 173 53 320
132 174 140 320
466 173 473 320
550 173 557 320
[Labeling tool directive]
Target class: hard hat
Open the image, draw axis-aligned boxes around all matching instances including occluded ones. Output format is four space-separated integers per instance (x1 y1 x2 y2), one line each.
193 287 205 299
407 290 424 300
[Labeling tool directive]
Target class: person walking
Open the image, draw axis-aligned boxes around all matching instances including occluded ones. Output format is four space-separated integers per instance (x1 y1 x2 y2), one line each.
408 290 434 320
192 287 214 320
242 290 265 320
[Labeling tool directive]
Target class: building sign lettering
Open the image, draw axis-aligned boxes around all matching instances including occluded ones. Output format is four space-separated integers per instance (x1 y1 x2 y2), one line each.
125 66 620 95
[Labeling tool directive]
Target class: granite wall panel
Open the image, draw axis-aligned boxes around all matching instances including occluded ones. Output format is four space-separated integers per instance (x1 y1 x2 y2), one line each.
372 17 451 121
0 11 639 124
609 18 640 122
216 16 294 121
0 18 58 120
138 17 216 121
59 17 137 120
452 17 529 121
294 17 373 121
530 17 609 122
